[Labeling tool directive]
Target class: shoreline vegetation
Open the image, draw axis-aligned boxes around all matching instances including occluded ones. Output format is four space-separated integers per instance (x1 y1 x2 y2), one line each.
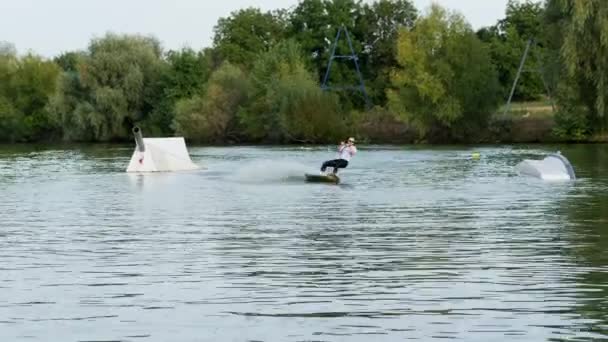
1 0 606 145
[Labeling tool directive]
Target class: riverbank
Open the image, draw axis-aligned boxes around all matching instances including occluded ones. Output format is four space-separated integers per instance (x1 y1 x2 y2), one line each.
359 101 607 144
0 117 580 146
354 105 558 144
2 102 606 146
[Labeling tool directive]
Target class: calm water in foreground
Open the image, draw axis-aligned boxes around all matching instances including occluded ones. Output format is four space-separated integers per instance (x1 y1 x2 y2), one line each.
1 144 607 342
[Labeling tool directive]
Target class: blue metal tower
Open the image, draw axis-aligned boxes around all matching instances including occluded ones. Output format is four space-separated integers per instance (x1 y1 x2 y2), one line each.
321 25 371 109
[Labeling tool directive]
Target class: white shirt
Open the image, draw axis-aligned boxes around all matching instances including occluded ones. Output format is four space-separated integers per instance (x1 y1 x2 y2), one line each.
338 145 357 161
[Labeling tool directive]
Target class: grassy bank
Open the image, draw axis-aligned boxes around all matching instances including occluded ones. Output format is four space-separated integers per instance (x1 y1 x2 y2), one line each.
486 100 558 143
498 99 555 119
356 100 603 144
355 101 560 144
2 101 604 146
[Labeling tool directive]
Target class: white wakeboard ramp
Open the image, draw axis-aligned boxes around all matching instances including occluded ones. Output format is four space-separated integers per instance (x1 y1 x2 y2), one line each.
126 127 199 173
515 152 575 181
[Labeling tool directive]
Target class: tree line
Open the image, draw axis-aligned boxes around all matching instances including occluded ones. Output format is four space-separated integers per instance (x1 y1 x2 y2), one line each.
0 0 605 144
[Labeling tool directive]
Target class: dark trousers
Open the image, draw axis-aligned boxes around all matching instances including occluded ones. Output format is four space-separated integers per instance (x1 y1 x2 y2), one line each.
321 159 348 174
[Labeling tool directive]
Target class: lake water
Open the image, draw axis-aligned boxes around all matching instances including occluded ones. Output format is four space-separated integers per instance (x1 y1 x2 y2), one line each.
1 144 607 341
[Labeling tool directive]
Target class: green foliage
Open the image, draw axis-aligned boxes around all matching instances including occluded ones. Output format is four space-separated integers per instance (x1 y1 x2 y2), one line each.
360 0 417 105
545 0 608 133
0 49 17 98
503 0 544 39
3 0 607 144
50 33 165 141
553 109 589 141
550 78 589 140
0 52 60 142
478 0 546 101
12 55 61 140
290 0 365 85
54 51 83 72
174 62 250 143
289 0 417 107
213 8 288 69
145 48 211 135
239 39 345 143
0 96 21 142
388 4 501 140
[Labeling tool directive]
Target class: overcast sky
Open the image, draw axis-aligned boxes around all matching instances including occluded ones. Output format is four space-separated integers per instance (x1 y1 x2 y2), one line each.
1 0 511 57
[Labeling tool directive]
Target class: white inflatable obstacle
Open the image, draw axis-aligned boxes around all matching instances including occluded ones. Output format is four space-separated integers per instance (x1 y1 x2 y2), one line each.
126 127 200 173
515 152 575 181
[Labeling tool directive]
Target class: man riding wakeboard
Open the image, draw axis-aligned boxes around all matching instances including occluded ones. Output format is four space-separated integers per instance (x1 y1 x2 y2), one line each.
320 137 357 175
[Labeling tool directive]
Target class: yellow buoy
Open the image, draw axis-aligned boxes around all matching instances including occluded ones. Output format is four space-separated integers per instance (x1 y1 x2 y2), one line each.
471 152 481 159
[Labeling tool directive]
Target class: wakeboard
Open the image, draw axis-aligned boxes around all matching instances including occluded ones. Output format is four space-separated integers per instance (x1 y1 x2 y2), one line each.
305 173 340 184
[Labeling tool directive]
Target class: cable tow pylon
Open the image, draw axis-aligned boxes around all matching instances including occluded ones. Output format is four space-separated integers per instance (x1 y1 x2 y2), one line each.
502 38 556 118
321 25 371 109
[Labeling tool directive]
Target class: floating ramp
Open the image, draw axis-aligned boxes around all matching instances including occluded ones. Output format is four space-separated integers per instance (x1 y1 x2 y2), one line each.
515 153 575 181
126 127 199 173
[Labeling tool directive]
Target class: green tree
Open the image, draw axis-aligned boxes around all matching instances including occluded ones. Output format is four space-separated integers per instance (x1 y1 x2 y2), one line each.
0 50 21 141
0 51 60 142
503 0 544 39
174 62 250 143
239 39 344 143
51 33 165 141
54 51 83 72
545 0 608 133
360 0 417 105
213 8 288 69
289 0 366 85
11 55 61 140
145 48 211 135
478 0 546 101
288 0 416 109
387 4 501 141
0 97 21 142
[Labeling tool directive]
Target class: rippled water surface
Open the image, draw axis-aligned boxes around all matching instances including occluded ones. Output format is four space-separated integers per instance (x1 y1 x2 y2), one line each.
1 144 608 341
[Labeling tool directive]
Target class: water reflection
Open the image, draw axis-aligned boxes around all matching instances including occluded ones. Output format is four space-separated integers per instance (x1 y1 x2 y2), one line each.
0 144 607 341
553 146 608 341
